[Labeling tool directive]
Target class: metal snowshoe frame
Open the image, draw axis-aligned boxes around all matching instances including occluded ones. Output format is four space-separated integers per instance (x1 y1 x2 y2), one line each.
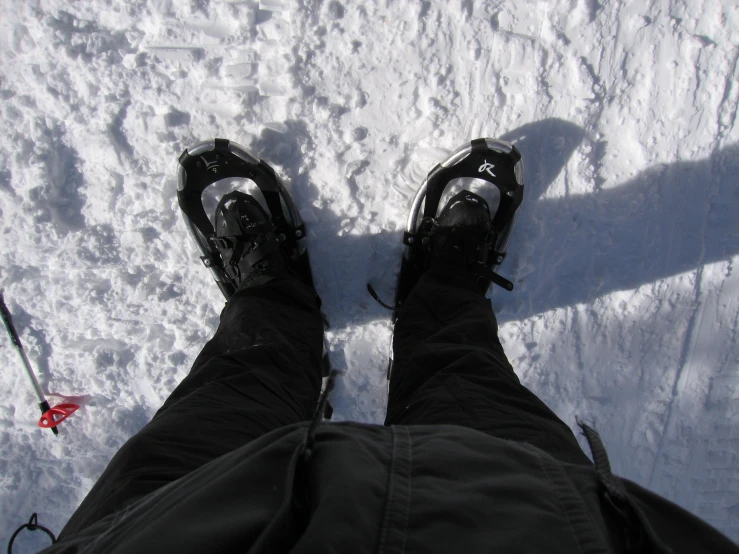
177 138 308 300
394 138 525 320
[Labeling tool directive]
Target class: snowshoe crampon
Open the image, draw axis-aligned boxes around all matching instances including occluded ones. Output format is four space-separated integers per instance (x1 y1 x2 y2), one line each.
177 138 313 300
392 138 524 319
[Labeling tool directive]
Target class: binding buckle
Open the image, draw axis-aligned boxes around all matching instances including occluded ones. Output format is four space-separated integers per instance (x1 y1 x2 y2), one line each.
223 264 240 280
210 236 236 251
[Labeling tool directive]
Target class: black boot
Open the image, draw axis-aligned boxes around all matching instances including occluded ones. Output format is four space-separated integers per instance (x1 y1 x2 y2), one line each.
429 190 497 294
211 191 291 291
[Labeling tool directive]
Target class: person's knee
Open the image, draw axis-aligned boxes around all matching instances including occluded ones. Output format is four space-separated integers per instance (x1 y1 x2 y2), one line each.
103 432 176 485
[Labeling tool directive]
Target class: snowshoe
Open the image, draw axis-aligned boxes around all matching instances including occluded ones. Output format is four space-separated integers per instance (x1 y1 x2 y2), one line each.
388 138 524 321
177 138 315 300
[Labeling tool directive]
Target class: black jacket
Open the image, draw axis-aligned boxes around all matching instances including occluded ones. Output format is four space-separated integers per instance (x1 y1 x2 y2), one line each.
40 421 738 554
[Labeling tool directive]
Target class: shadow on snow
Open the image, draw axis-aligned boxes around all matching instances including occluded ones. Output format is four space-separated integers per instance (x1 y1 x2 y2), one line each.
259 118 738 329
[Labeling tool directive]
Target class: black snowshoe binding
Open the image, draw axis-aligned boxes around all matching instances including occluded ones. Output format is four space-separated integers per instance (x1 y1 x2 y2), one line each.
387 138 524 320
177 138 315 300
212 191 289 289
429 189 497 292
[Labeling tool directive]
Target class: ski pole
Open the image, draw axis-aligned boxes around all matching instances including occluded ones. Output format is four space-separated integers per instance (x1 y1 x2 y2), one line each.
0 291 64 436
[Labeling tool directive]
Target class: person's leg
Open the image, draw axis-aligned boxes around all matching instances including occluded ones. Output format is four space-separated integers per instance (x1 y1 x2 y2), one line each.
385 266 592 466
61 275 324 537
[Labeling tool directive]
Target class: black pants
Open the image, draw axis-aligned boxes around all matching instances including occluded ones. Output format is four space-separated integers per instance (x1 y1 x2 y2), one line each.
60 268 591 538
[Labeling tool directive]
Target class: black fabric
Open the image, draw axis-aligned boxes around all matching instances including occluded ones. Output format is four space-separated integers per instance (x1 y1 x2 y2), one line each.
46 267 739 553
386 265 592 466
59 274 324 539
41 425 739 554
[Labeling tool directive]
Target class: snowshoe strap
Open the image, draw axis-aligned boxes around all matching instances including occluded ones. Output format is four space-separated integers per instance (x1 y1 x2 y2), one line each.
366 283 395 311
403 226 513 291
472 262 514 291
211 192 282 281
215 238 279 281
220 240 246 279
431 226 494 262
242 239 278 268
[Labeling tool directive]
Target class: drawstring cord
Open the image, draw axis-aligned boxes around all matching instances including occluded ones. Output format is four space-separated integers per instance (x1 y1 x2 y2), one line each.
293 370 340 516
302 370 340 465
577 419 674 554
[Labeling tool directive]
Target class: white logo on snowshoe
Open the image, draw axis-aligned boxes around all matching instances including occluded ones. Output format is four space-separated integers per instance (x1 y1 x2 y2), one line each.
200 156 219 174
478 160 496 178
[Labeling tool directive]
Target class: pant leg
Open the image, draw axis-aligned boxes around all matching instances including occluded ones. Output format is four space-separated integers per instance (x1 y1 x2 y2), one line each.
385 266 592 466
60 275 324 537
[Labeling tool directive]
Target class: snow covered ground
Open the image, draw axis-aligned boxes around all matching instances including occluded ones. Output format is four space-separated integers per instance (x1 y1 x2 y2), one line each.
1 0 737 550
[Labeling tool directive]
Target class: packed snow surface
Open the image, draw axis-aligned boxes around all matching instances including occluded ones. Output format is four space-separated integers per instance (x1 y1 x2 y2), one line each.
1 0 738 550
